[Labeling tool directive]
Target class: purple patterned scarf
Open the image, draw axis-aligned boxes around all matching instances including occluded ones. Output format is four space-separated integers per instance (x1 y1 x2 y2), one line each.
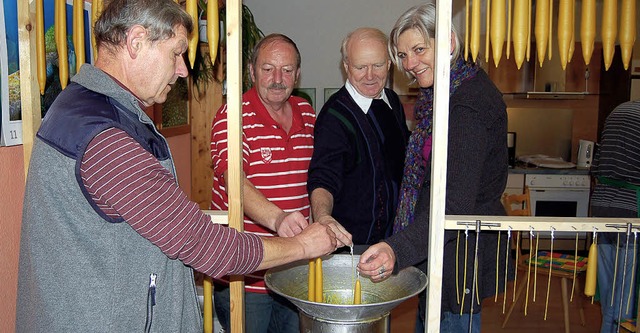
393 58 479 233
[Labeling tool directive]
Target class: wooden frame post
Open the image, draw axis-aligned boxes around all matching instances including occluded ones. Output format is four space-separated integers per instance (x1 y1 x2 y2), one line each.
19 0 42 178
422 1 453 331
225 0 246 332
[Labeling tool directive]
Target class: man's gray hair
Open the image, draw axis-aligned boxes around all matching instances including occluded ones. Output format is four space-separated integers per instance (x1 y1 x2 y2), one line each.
94 0 193 52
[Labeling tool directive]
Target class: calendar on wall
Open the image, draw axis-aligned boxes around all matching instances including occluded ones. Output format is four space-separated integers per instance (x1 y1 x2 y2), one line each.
0 0 21 146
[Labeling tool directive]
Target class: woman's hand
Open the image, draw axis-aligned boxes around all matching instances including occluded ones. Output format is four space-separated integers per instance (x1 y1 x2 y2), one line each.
357 242 396 282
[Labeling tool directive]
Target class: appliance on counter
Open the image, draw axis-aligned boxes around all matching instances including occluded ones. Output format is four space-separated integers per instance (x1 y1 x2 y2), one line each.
522 173 591 251
576 139 594 169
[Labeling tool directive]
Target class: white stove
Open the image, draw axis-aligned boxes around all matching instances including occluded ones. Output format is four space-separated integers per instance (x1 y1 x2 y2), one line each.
525 174 590 190
524 173 592 250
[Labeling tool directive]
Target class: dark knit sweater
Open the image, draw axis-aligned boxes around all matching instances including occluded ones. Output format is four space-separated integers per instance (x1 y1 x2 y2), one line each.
385 69 512 315
308 87 410 245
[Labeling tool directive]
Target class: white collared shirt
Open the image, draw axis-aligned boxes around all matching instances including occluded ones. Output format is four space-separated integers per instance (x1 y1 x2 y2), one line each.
345 80 392 114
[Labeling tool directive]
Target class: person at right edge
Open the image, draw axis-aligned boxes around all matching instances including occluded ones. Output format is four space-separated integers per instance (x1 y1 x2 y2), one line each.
357 3 512 333
590 99 640 333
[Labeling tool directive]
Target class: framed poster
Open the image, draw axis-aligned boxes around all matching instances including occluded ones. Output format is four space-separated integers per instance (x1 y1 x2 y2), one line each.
1 0 93 146
0 0 20 146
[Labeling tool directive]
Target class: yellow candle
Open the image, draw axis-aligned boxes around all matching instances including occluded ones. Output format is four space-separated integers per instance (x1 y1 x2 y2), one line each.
315 257 323 302
584 243 598 296
203 277 212 333
308 259 316 302
55 0 68 89
186 0 198 68
207 0 219 63
73 0 85 73
91 0 103 62
353 279 361 305
36 0 45 95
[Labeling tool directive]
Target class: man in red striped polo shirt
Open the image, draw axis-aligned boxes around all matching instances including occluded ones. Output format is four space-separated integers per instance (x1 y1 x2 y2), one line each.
210 33 349 333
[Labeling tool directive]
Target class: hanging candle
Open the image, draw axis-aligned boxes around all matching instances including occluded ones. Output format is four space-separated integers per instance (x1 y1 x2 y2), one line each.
36 0 45 94
580 0 596 65
470 0 481 62
619 0 636 70
534 0 550 67
557 0 572 70
490 0 506 67
73 0 85 73
511 0 528 69
601 0 618 71
55 0 68 89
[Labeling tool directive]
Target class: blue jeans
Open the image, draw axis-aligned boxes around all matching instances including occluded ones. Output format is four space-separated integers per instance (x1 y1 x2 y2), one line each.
414 310 481 333
598 242 638 333
214 285 299 333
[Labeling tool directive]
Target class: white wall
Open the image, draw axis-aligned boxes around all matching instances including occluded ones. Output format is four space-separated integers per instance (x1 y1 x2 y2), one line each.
243 0 466 109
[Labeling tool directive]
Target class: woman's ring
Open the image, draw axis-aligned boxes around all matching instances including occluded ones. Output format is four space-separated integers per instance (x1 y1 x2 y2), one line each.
378 266 386 275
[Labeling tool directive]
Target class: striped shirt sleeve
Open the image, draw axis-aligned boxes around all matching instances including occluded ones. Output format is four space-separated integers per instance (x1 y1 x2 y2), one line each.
80 127 263 277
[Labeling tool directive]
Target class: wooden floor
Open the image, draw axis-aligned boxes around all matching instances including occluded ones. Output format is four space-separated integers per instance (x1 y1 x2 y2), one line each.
390 276 602 333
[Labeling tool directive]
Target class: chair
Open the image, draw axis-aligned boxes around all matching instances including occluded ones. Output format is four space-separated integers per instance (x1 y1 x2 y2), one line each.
501 187 532 216
501 187 587 333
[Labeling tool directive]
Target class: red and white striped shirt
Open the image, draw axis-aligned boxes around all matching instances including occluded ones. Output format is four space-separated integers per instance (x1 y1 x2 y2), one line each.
210 87 315 292
80 127 263 278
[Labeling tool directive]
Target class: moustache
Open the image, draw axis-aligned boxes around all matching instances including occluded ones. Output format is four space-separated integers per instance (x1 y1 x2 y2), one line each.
268 83 288 90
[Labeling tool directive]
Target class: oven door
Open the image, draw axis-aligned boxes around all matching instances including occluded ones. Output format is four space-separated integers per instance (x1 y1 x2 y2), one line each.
526 188 590 250
529 188 590 217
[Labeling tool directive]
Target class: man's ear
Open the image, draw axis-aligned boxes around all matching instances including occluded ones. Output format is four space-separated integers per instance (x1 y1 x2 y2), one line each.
126 25 148 58
249 64 256 84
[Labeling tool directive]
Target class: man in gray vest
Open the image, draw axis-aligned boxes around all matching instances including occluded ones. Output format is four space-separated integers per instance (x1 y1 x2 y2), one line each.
16 0 351 331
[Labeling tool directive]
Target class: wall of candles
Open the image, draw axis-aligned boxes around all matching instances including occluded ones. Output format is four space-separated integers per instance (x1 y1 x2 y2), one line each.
468 0 636 71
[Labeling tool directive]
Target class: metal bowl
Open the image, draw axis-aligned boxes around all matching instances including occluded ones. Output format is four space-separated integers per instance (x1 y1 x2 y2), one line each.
264 254 427 322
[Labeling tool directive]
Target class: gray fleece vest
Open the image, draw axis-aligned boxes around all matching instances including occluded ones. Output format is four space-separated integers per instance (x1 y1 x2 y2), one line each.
16 66 202 333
